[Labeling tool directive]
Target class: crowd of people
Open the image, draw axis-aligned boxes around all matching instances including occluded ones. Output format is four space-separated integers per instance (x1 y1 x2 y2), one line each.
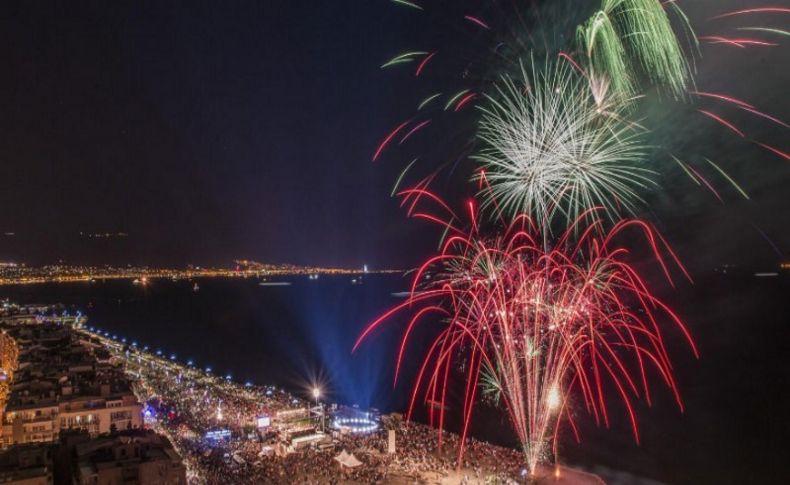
108 343 541 484
384 421 529 482
123 345 303 434
167 422 530 484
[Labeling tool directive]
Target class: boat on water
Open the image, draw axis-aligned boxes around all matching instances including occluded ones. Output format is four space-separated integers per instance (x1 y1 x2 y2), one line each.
754 272 779 278
258 282 291 287
193 282 200 292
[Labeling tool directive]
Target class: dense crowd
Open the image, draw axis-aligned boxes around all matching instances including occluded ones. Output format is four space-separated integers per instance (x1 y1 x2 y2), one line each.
108 344 536 484
163 422 529 484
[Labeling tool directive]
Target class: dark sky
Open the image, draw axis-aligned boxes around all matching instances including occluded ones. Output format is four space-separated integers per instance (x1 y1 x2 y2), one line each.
0 0 430 268
0 0 787 270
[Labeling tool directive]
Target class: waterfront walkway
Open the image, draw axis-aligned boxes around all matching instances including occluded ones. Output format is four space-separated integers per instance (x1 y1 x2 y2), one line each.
96 330 604 484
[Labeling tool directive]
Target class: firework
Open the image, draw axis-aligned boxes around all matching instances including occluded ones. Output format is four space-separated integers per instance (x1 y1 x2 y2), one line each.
362 0 787 476
577 0 696 100
375 1 788 202
355 195 697 473
473 59 652 227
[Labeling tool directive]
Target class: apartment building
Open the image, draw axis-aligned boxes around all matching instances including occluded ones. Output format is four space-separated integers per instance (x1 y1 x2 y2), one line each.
0 324 141 447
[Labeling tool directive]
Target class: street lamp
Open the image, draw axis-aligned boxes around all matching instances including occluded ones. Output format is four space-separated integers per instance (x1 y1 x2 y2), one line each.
312 387 324 432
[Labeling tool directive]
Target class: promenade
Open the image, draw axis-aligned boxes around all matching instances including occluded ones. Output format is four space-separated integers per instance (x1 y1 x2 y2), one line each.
98 331 604 484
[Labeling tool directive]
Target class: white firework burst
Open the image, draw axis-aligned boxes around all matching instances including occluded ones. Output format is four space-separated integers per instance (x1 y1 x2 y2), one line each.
474 60 654 227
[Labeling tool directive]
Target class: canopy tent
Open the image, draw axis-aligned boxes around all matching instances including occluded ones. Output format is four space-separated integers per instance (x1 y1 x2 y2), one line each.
334 450 363 468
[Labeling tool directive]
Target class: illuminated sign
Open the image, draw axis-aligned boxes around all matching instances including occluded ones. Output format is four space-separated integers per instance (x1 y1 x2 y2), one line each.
205 429 231 441
256 416 271 428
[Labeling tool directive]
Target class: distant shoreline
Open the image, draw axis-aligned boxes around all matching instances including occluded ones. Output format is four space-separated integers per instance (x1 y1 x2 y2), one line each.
0 269 403 287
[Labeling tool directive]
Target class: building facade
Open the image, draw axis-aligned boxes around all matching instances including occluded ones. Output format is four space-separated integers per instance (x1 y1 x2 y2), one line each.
0 323 142 448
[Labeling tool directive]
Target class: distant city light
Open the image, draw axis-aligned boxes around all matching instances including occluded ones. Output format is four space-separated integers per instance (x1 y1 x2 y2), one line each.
0 260 395 286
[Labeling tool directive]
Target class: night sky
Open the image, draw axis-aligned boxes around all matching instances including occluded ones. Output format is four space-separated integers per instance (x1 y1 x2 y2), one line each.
0 0 787 272
0 0 427 268
0 2 788 482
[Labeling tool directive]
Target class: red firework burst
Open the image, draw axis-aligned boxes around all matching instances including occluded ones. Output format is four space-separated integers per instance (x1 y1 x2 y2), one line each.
354 191 697 473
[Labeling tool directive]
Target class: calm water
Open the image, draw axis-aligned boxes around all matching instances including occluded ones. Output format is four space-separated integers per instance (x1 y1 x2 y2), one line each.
1 272 787 484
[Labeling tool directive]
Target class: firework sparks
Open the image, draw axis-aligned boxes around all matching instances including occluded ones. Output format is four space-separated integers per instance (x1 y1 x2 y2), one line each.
699 36 778 48
373 120 412 162
399 120 432 145
577 0 696 99
464 15 490 30
697 110 745 137
737 27 790 38
415 51 437 77
355 195 697 473
418 93 442 111
754 142 790 161
711 7 790 20
473 60 652 226
381 51 429 69
391 0 423 11
372 1 787 206
363 0 786 477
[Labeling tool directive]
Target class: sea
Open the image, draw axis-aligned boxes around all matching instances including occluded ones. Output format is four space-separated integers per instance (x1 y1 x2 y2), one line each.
1 271 787 484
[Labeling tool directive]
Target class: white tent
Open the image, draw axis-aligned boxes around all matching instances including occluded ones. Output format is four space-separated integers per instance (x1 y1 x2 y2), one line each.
334 450 363 469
